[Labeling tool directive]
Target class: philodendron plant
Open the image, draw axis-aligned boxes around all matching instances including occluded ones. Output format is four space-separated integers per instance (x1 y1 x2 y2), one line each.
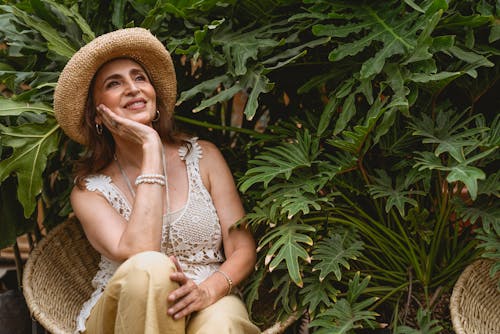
0 0 498 332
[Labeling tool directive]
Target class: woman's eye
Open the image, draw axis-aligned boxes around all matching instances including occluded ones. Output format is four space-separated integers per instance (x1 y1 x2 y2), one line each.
135 75 146 81
105 81 119 89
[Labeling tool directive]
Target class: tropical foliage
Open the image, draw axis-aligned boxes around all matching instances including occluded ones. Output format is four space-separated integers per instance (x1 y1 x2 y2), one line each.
1 0 498 332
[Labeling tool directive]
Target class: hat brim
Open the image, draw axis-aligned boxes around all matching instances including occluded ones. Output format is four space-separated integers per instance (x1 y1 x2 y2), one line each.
54 28 177 145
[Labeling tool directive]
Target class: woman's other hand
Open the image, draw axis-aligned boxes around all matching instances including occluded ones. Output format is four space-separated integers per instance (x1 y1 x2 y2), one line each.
167 256 212 319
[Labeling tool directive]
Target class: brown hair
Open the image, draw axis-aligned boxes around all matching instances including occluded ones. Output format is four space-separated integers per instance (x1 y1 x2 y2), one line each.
73 58 188 188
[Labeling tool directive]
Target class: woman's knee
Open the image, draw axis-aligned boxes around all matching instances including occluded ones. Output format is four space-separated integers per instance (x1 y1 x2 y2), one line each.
114 251 177 292
121 251 174 273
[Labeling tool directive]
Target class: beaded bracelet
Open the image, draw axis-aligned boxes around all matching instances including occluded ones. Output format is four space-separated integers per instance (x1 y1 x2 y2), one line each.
135 174 166 186
215 269 233 296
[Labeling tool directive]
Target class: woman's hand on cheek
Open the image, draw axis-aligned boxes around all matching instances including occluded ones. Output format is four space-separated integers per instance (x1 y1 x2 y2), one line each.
96 104 159 145
167 256 212 319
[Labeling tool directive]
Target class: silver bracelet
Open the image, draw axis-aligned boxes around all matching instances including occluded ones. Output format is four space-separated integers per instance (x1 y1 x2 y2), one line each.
215 269 233 296
135 174 166 186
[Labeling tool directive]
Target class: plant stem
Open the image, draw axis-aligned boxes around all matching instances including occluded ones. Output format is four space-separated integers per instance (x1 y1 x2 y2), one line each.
174 115 273 139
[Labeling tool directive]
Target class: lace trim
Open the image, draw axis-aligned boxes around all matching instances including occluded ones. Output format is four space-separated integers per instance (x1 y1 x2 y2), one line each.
178 137 202 161
84 174 132 219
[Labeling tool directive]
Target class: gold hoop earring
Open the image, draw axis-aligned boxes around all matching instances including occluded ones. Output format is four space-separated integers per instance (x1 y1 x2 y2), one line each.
153 110 160 122
96 123 103 135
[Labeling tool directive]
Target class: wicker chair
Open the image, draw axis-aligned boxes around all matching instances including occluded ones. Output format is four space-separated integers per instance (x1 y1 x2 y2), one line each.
22 218 295 334
450 259 500 334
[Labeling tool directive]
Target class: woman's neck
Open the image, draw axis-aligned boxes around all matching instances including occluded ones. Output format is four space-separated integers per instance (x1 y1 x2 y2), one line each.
113 140 145 171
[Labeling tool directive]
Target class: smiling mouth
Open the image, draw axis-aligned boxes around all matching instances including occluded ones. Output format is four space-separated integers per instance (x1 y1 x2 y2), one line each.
125 100 147 109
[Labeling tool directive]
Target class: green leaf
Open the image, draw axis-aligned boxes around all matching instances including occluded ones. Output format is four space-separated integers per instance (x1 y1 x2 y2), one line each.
478 171 500 197
312 22 366 38
447 165 485 200
240 131 319 192
317 97 338 137
312 233 364 282
259 222 316 287
328 3 419 77
300 275 339 314
192 83 242 113
262 37 330 69
0 98 53 116
177 74 230 106
271 269 298 314
394 308 443 334
448 46 494 68
411 110 488 162
215 25 281 76
43 1 95 43
489 23 500 43
333 92 356 135
404 0 424 13
327 101 385 154
309 272 379 334
0 118 61 217
112 0 127 28
1 5 76 59
260 180 331 219
368 169 426 216
244 71 274 120
410 71 461 83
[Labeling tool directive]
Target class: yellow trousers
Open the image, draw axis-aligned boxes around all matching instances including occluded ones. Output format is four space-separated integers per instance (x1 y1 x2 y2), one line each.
84 251 261 334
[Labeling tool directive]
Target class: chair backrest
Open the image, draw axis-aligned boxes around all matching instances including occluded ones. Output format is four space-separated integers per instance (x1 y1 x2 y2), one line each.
450 259 500 334
22 218 100 334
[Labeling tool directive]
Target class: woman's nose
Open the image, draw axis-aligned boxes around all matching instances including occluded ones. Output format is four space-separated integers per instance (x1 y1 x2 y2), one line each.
125 81 140 95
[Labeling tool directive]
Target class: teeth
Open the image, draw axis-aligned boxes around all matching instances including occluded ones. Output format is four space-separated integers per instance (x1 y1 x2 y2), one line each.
127 101 145 108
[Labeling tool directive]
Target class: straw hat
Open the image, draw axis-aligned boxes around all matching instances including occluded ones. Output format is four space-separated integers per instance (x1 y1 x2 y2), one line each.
53 27 177 145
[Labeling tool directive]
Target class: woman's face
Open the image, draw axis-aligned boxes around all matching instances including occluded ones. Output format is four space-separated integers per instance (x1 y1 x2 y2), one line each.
92 58 157 125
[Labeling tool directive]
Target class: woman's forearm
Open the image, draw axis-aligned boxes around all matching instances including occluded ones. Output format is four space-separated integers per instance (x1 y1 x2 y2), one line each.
115 138 165 258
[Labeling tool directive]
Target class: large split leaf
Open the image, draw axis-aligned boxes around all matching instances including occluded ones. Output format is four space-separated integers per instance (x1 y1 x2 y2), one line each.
368 169 426 216
312 232 364 282
309 272 379 333
0 117 60 217
259 222 316 287
240 130 319 191
312 1 448 78
0 97 53 116
300 275 339 314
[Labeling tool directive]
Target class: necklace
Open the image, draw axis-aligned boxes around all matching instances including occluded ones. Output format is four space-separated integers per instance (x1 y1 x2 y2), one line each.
115 154 135 197
114 145 172 254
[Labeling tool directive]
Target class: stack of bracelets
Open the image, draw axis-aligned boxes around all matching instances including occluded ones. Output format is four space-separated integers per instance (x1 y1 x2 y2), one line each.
135 173 166 186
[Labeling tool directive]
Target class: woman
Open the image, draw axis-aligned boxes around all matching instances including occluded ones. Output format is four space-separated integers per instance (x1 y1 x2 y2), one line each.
53 28 260 334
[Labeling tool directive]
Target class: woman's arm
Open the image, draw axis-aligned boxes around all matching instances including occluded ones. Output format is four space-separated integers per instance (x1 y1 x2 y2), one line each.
71 104 165 262
199 140 256 296
166 140 256 319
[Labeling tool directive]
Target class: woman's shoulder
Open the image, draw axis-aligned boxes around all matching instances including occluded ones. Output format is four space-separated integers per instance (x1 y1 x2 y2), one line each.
196 139 218 153
178 137 220 161
189 138 224 161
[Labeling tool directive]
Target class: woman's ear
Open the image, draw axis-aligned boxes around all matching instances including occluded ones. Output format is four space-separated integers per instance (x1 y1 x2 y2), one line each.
94 113 102 125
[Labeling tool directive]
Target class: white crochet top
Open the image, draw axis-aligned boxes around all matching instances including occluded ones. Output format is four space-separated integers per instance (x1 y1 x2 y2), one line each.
74 138 224 333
